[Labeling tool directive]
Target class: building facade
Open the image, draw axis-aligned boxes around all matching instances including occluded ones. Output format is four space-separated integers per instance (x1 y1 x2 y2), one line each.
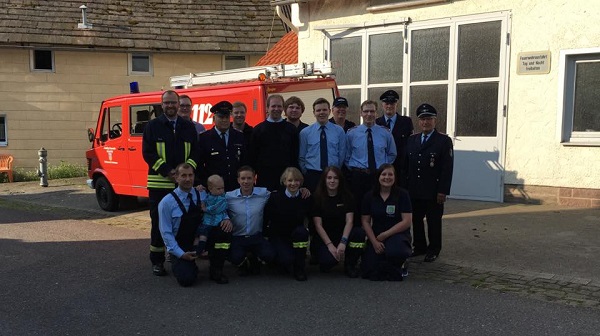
284 0 600 206
0 0 285 169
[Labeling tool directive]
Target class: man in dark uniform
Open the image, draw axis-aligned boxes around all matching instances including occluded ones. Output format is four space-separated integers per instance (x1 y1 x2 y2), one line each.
197 101 247 192
376 90 413 181
404 103 453 262
231 101 253 147
142 90 199 276
329 97 356 132
249 94 299 191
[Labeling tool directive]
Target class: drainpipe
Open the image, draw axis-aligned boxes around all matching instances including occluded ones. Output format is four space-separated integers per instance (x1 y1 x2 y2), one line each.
275 4 299 33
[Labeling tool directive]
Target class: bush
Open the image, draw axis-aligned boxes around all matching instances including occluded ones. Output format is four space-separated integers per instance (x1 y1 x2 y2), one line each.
0 161 87 183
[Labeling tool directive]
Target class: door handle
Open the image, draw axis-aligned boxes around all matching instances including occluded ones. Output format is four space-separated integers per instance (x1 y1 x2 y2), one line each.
128 147 136 151
117 147 126 151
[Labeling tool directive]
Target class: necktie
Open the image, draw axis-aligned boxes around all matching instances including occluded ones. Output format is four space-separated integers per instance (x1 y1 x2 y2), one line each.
187 193 195 207
170 120 176 133
386 118 391 129
422 134 429 144
220 132 227 147
320 125 328 170
367 128 376 171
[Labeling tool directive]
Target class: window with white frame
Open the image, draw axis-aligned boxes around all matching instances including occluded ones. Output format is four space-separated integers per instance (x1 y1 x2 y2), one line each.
30 49 54 72
0 115 7 146
559 48 600 144
224 55 248 70
129 54 152 75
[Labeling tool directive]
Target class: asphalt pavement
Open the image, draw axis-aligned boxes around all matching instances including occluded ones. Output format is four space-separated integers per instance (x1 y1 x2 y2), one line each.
0 178 600 318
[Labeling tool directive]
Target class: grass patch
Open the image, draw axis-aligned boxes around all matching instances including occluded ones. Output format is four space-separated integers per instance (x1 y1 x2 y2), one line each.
0 161 87 183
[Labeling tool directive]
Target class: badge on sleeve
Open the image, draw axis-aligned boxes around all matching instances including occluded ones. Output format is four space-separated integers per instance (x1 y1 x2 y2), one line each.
386 205 396 215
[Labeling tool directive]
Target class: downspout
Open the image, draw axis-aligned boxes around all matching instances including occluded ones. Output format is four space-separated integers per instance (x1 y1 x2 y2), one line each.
275 5 299 33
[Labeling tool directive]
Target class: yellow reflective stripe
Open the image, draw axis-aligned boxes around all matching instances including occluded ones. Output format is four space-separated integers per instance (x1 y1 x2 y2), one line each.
186 159 197 169
293 242 309 248
148 181 176 189
348 242 365 249
184 142 191 160
214 243 230 250
148 174 170 181
156 142 166 161
150 245 165 252
152 158 165 172
147 173 175 189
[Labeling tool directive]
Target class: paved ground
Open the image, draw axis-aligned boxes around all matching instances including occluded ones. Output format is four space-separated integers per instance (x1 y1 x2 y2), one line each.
1 177 599 311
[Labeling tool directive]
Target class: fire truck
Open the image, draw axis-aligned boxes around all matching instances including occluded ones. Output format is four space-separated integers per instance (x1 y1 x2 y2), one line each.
86 62 338 211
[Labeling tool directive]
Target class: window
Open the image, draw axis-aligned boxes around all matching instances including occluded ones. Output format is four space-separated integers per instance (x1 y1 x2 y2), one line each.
100 106 123 141
130 104 161 135
224 55 248 70
0 115 7 146
129 54 152 75
558 48 600 145
31 49 54 71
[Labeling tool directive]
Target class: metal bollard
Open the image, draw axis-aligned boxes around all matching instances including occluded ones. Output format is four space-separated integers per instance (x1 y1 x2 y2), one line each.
38 147 48 187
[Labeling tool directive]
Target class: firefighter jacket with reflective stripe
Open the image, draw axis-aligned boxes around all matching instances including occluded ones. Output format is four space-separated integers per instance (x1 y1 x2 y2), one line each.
142 114 199 190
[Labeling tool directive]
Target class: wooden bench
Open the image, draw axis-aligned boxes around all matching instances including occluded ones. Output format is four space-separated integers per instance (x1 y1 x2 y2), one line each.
0 154 14 183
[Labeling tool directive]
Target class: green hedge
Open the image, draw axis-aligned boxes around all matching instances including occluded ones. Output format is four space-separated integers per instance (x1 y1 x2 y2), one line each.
0 161 87 183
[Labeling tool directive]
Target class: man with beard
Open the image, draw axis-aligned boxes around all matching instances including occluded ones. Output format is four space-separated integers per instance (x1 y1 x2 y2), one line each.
142 90 199 276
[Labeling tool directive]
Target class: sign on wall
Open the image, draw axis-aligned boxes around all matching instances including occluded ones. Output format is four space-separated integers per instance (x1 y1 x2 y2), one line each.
517 51 551 75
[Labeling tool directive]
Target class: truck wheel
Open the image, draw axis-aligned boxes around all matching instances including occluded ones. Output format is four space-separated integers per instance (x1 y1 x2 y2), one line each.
95 176 119 211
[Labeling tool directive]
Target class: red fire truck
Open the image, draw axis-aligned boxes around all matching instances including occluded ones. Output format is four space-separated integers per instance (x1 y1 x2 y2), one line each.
86 62 338 211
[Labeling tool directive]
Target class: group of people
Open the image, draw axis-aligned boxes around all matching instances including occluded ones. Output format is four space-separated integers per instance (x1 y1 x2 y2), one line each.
142 89 454 287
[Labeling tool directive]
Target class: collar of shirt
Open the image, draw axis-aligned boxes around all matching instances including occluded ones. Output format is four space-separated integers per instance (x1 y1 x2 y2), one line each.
230 187 269 198
267 116 284 123
285 189 300 198
422 130 435 141
174 187 197 204
215 128 228 137
386 114 397 125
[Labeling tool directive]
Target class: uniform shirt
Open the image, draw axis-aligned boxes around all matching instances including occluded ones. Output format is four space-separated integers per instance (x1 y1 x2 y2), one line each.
226 187 270 236
312 193 354 242
345 124 397 169
299 122 347 173
404 130 454 200
329 117 356 133
361 188 412 236
158 187 203 258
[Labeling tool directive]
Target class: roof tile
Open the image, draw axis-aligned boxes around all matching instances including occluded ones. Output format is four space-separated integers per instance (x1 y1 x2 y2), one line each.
255 31 298 66
0 0 286 53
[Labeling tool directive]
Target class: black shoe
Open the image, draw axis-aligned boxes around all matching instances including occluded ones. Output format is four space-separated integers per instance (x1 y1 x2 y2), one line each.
294 269 308 281
238 259 251 277
424 253 438 262
210 271 229 285
344 264 359 278
152 263 167 276
249 256 262 275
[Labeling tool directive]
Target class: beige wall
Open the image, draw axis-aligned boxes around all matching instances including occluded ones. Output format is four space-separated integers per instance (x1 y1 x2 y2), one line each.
297 0 600 190
0 49 245 169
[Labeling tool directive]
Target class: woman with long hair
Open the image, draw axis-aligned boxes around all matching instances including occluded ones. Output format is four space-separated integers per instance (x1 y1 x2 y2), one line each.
312 166 365 277
361 164 412 281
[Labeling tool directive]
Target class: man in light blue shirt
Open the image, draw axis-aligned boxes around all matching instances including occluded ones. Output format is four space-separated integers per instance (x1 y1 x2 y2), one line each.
226 165 275 276
345 99 397 225
159 163 232 286
299 98 347 191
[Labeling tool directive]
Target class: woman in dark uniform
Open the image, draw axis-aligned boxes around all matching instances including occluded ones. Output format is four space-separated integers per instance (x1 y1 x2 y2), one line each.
312 166 364 277
264 167 312 281
361 163 412 281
